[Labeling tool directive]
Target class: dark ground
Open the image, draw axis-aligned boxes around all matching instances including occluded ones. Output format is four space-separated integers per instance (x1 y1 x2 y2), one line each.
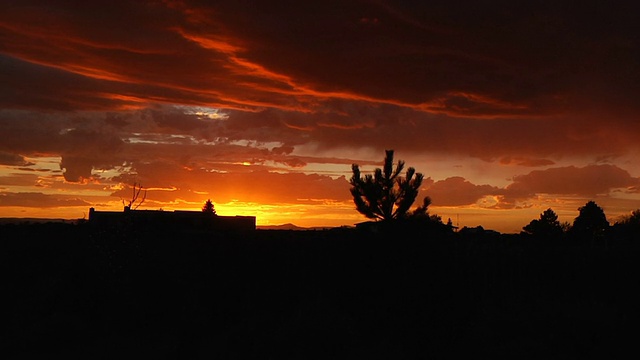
2 222 640 359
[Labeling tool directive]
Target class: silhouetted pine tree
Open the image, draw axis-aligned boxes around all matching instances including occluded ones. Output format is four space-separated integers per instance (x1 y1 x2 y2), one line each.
202 199 217 215
350 150 426 221
522 208 564 240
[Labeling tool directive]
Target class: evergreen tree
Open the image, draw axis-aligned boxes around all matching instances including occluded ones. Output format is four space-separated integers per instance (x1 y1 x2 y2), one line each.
350 150 426 221
202 199 217 215
522 208 563 239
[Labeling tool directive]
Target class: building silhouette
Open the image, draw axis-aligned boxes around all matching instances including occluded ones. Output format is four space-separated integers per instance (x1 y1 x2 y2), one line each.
88 207 256 233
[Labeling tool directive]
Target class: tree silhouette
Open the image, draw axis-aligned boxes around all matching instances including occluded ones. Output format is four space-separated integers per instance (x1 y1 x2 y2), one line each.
202 199 217 215
349 150 426 221
122 182 146 210
612 209 640 240
411 196 432 218
571 201 609 244
616 209 640 228
522 208 563 239
408 196 445 223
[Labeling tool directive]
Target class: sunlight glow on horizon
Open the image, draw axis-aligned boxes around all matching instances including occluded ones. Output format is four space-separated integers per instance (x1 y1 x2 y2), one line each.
1 154 638 234
2 152 639 234
0 193 635 233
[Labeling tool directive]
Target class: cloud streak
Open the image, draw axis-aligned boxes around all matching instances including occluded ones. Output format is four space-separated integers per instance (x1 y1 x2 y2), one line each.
0 192 90 208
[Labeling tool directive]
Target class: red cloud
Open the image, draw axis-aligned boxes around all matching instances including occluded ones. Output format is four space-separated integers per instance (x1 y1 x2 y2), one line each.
506 165 640 198
424 165 640 209
499 156 555 167
1 1 638 120
426 177 500 206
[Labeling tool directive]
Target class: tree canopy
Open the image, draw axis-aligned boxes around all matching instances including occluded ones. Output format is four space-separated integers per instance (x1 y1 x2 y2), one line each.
571 201 609 240
349 150 427 221
522 208 563 239
616 209 640 228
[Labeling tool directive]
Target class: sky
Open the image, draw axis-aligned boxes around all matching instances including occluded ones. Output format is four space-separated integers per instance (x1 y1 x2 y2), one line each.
1 0 640 232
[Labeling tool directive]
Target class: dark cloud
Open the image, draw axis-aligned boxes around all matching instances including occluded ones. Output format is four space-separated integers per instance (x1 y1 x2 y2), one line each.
0 55 146 111
60 157 94 182
205 0 640 117
425 165 640 209
271 145 294 155
0 173 39 187
1 0 638 119
0 152 33 166
499 157 555 167
0 192 91 208
216 101 640 164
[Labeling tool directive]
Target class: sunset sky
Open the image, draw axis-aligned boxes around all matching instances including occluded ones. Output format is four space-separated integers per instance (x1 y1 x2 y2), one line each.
1 1 640 232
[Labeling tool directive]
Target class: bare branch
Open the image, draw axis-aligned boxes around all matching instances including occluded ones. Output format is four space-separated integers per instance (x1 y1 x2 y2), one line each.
125 182 146 210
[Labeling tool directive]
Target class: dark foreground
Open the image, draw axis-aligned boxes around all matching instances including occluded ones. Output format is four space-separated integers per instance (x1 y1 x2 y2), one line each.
2 222 640 359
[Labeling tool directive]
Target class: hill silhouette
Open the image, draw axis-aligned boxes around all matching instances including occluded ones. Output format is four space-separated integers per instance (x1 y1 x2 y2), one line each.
257 223 308 230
